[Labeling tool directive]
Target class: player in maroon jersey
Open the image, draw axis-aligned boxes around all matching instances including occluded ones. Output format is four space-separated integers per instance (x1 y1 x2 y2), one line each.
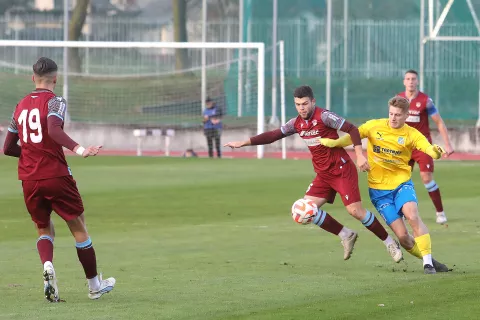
398 70 454 225
2 57 115 302
224 85 403 263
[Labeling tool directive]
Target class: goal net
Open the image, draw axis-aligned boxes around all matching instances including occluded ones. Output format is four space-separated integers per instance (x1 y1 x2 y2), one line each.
0 40 267 158
421 0 480 127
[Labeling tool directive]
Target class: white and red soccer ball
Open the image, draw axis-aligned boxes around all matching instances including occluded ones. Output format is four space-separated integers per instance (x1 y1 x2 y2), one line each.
291 198 318 225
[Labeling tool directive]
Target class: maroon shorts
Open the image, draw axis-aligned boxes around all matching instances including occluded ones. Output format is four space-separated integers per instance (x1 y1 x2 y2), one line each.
305 160 361 206
409 149 434 172
22 175 84 229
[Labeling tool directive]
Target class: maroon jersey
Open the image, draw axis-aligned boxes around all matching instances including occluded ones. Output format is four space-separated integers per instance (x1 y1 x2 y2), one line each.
397 91 438 143
8 89 71 180
281 107 351 173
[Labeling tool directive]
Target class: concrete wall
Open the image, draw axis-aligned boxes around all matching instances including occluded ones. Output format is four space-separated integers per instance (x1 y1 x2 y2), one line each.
45 124 480 154
1 124 478 154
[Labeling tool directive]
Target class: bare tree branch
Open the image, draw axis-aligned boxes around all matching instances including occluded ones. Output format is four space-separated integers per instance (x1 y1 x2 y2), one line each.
68 0 90 72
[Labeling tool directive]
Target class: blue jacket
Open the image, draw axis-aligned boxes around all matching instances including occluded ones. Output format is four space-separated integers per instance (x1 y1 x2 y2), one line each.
203 104 223 129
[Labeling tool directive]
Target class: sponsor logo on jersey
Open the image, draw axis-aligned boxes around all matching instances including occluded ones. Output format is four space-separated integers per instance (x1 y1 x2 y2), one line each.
302 137 321 147
300 129 319 137
409 110 421 115
397 137 405 145
373 156 401 164
406 115 420 123
373 145 402 156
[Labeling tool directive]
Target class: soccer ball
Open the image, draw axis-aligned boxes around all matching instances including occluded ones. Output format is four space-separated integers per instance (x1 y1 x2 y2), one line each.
291 199 318 225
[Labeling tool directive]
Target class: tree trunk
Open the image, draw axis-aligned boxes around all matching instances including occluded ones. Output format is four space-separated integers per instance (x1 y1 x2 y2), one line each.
68 0 90 73
172 0 189 70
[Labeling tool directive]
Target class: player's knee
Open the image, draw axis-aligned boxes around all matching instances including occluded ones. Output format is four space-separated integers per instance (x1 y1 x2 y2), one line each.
420 172 433 184
402 201 418 218
66 216 88 233
404 212 420 225
345 202 365 219
304 196 327 208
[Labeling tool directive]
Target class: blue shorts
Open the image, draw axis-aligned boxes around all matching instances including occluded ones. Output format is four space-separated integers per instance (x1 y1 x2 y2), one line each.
368 180 418 226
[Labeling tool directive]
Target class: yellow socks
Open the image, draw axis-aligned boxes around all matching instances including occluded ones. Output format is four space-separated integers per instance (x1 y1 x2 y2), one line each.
406 242 423 259
414 233 433 266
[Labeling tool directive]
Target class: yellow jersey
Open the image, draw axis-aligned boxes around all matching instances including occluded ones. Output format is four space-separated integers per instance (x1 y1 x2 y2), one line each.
358 119 436 190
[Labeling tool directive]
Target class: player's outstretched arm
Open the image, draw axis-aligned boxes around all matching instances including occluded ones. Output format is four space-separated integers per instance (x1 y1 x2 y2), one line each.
48 116 102 158
319 134 353 148
411 128 445 160
3 131 21 158
224 128 285 149
424 144 445 160
337 122 370 171
320 112 369 171
73 145 103 158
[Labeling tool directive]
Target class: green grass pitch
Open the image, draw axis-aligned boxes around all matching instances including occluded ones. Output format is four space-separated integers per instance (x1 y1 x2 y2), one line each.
0 157 479 319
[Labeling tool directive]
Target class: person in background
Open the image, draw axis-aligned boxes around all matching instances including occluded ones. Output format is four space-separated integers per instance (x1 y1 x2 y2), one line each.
183 148 198 158
202 97 223 158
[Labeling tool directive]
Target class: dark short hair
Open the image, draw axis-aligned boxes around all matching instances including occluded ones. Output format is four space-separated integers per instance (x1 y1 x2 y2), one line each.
404 69 418 76
205 97 213 103
293 85 314 100
33 57 58 76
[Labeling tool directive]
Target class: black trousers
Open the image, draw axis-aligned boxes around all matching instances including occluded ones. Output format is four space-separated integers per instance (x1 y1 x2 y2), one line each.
204 128 221 158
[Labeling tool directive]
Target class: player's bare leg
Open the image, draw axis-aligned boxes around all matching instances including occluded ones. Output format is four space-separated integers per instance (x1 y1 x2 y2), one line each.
67 214 116 299
389 219 415 249
420 171 447 225
402 202 436 274
389 218 450 272
35 221 60 302
345 202 403 263
305 196 358 260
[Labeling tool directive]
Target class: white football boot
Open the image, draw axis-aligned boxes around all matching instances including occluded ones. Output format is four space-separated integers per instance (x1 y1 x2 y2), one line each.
387 239 404 263
88 274 116 300
341 232 358 260
43 263 60 302
436 212 447 225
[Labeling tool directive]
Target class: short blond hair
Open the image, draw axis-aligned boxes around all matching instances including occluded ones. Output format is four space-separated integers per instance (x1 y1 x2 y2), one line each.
388 96 410 113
